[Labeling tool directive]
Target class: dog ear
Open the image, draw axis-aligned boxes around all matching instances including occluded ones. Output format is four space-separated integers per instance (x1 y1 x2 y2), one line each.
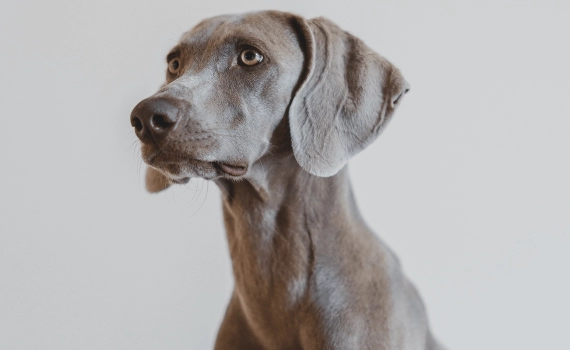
289 17 410 177
145 166 171 193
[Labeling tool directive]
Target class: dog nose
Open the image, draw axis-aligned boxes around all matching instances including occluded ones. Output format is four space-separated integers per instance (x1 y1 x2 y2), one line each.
130 97 180 144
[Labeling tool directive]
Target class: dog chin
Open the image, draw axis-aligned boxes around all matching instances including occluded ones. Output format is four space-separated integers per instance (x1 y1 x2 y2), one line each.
141 149 217 181
148 167 187 183
156 162 218 182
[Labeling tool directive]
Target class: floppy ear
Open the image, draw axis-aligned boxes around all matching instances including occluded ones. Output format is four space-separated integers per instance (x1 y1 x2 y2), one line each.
289 17 410 177
145 166 171 193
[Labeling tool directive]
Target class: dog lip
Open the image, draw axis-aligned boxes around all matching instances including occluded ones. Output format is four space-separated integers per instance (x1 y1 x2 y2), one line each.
170 177 190 184
143 148 162 163
141 145 246 178
217 162 248 176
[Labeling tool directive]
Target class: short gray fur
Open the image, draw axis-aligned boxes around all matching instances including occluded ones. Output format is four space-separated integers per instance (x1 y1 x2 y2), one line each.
131 10 444 350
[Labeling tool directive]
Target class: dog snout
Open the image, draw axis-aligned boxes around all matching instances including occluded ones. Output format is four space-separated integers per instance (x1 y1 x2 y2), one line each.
130 97 182 144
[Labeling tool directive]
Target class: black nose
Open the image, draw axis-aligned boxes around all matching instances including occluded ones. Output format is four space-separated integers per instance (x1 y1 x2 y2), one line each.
130 97 180 144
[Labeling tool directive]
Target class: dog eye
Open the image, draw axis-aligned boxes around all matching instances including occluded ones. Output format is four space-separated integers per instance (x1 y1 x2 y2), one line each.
168 58 180 74
239 49 263 66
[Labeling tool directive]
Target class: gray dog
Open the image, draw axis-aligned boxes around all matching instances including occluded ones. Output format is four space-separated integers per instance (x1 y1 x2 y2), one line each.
131 10 443 350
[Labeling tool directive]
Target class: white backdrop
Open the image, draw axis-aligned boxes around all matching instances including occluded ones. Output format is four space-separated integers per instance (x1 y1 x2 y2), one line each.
1 0 568 349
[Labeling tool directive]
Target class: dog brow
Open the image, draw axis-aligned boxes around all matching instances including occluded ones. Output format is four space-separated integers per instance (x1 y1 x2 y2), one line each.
166 46 181 62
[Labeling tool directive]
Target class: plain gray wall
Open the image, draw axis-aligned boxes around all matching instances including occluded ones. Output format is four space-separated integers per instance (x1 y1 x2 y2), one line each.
1 0 569 349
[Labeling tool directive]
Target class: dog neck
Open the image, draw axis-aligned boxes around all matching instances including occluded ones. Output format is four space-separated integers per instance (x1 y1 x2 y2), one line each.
215 153 366 312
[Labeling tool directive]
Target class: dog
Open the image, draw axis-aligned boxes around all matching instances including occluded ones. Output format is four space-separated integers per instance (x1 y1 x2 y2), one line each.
131 10 443 350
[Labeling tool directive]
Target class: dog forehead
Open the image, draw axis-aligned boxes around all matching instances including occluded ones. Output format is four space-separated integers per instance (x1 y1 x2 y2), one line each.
178 11 298 55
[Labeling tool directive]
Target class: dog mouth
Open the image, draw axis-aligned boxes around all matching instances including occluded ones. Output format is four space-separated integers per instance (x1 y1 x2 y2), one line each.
169 177 191 184
141 146 248 180
215 162 248 176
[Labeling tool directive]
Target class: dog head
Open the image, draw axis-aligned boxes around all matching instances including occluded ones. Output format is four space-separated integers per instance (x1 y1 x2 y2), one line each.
130 11 409 192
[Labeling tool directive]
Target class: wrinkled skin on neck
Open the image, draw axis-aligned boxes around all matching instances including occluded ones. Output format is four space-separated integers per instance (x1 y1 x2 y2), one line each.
215 150 438 349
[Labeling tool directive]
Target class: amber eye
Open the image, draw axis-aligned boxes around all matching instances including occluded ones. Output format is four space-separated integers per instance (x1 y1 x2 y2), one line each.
239 49 263 66
168 58 180 74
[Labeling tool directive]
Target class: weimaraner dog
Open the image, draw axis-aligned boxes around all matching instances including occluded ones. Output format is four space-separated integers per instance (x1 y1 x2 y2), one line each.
131 10 443 350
